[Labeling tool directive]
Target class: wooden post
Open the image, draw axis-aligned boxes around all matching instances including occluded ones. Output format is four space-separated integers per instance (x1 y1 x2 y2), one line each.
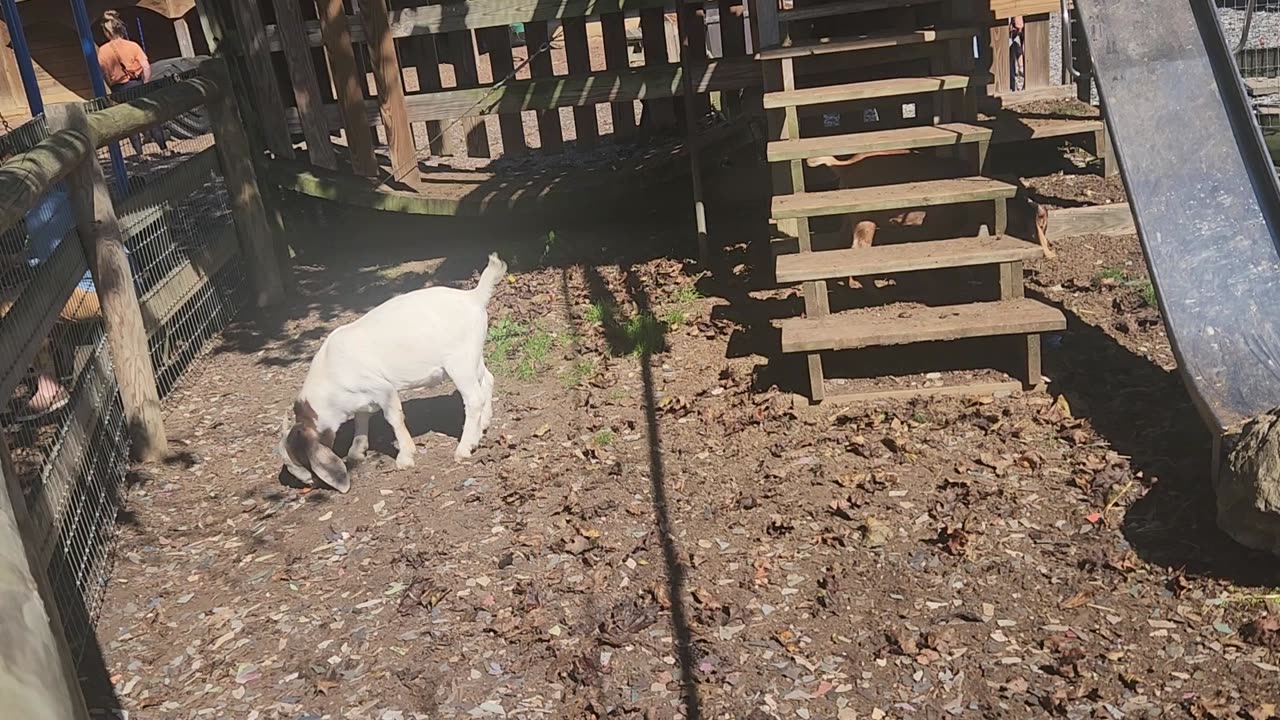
174 16 196 58
45 103 169 462
0 436 89 720
205 62 288 308
316 0 379 176
271 0 338 170
677 1 708 263
357 0 419 187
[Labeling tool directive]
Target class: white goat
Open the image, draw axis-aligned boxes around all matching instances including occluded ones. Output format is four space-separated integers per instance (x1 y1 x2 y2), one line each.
276 253 506 493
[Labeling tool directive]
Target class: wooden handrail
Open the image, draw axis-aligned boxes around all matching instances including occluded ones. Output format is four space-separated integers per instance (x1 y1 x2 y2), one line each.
0 71 223 237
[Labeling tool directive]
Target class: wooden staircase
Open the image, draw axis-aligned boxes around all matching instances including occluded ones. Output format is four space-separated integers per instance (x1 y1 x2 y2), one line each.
758 0 1067 405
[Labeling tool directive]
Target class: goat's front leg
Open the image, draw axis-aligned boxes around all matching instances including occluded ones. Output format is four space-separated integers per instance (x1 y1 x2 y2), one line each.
381 393 416 469
347 410 372 463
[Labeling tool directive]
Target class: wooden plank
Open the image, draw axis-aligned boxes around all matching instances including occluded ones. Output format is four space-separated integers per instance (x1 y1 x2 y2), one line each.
779 298 1067 353
445 30 490 157
799 380 1023 407
358 0 419 186
524 22 563 153
772 176 1018 219
316 0 379 175
263 0 672 48
140 225 238 335
408 33 446 155
600 13 636 140
228 0 294 158
282 57 760 131
562 17 599 148
767 122 992 161
988 23 1010 94
1022 14 1051 90
763 73 987 108
757 28 975 61
988 0 1061 21
174 16 196 58
1045 202 1134 241
718 0 747 57
997 83 1075 104
999 259 1023 299
272 0 338 170
775 235 1043 283
640 7 676 131
478 27 527 156
46 103 168 462
755 0 780 48
1245 77 1280 97
980 116 1103 143
779 0 939 23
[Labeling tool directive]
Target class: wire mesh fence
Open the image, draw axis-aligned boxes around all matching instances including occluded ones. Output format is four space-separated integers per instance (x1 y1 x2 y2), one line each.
0 71 247 665
1215 2 1280 149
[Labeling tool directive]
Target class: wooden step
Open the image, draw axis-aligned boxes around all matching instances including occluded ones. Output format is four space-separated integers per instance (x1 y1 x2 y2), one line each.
794 380 1024 407
763 74 986 110
980 116 1104 144
757 27 974 61
767 123 991 162
780 298 1067 353
772 176 1017 220
775 235 1042 283
780 0 942 24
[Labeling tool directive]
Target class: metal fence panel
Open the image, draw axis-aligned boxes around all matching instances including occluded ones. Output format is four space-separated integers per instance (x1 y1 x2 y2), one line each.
0 74 246 665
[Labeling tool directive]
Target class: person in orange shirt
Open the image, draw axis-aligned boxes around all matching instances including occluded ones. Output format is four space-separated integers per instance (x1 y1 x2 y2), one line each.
96 12 169 156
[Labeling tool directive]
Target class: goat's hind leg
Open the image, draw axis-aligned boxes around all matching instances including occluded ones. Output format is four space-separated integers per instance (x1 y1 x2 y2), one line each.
447 360 486 460
479 362 495 433
347 409 372 463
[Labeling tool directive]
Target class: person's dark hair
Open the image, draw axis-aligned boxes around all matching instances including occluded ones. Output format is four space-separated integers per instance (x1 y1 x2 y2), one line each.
100 11 128 41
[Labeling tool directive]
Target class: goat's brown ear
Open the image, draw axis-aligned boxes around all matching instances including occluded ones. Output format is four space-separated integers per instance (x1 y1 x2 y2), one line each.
307 441 350 494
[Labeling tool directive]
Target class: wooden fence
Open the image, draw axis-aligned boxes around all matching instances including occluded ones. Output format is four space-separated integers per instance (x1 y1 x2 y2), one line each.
0 59 285 718
211 0 759 186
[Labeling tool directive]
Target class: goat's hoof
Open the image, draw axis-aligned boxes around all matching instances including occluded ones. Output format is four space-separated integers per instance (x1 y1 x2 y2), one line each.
345 450 366 464
454 446 474 461
1042 248 1057 260
395 452 416 470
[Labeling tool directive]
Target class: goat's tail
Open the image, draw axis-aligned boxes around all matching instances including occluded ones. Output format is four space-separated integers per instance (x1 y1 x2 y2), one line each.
471 253 507 303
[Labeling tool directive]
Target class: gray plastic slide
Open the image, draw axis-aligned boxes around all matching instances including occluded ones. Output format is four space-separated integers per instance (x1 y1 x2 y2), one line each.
1072 0 1280 433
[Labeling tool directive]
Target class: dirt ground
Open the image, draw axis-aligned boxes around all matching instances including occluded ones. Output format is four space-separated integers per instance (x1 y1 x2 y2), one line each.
86 142 1280 720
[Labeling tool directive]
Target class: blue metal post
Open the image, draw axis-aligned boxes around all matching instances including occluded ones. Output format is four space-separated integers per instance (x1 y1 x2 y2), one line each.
0 0 42 116
68 0 129 195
